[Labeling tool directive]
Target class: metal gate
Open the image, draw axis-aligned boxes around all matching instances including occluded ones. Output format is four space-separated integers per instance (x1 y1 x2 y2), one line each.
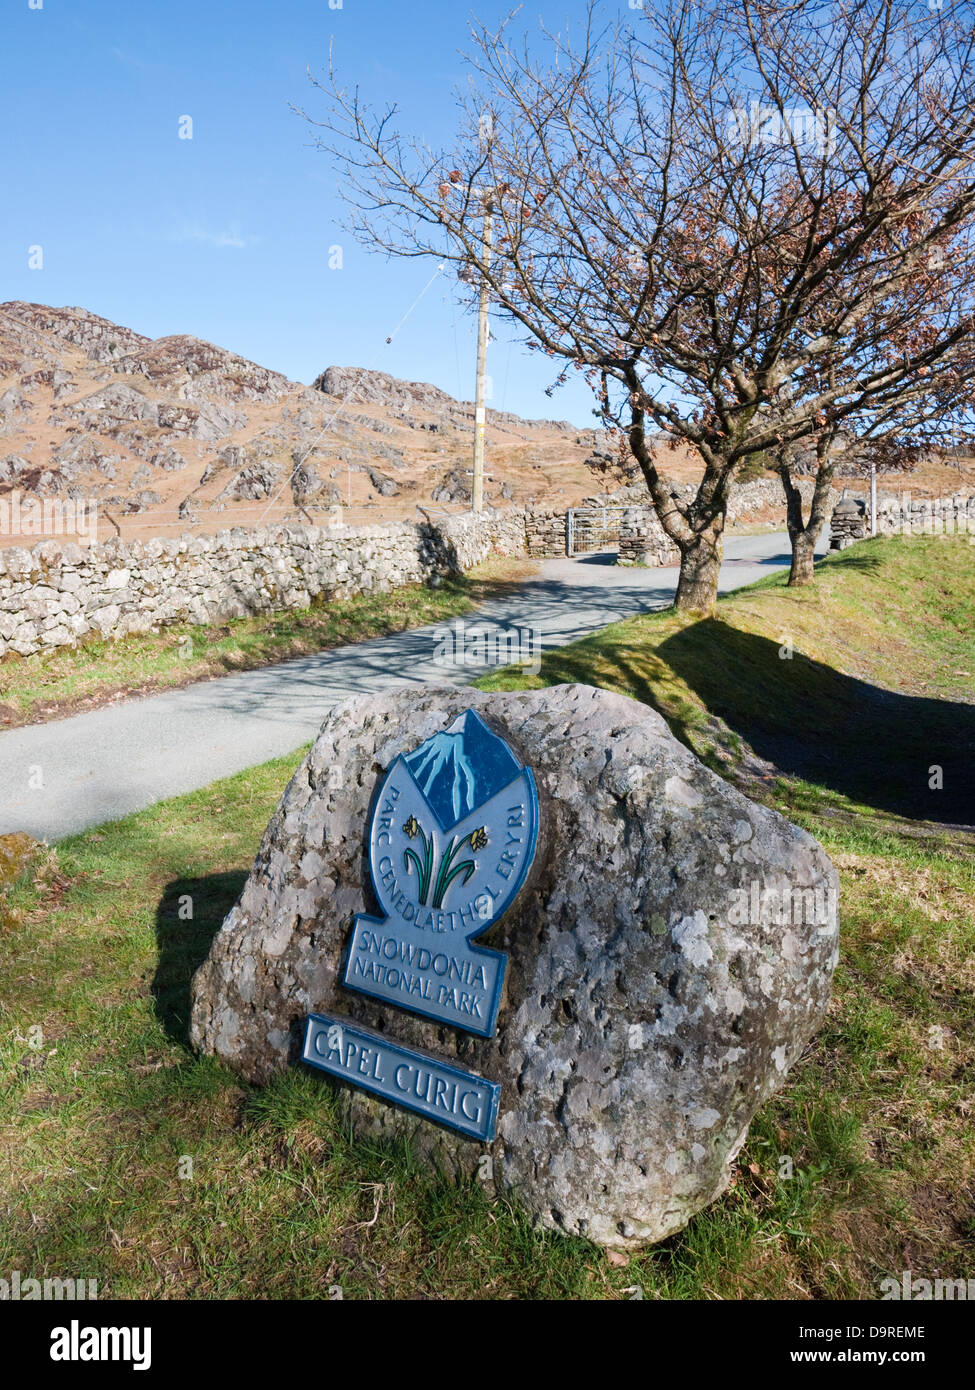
566 506 628 557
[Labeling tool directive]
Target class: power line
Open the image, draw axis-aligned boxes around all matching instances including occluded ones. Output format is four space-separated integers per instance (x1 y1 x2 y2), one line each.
256 262 447 526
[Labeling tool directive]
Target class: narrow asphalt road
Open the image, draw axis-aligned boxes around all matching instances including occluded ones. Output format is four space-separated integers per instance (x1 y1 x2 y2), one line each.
0 531 824 841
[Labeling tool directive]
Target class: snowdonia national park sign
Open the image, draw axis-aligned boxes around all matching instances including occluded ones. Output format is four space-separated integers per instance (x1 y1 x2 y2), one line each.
302 710 539 1142
192 684 840 1248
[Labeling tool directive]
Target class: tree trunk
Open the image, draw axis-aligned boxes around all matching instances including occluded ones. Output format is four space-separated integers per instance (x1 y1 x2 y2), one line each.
626 402 730 615
777 451 836 587
674 531 723 614
788 528 817 585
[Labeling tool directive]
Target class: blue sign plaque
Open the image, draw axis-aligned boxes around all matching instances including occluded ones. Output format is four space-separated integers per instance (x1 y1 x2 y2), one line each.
302 1012 501 1143
342 710 539 1038
301 709 539 1143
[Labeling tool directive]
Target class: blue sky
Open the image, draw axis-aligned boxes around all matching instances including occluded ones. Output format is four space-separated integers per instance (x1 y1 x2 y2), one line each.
1 0 614 427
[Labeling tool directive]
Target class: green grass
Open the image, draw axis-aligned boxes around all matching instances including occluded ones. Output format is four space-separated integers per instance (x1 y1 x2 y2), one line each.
0 534 972 1298
0 554 537 728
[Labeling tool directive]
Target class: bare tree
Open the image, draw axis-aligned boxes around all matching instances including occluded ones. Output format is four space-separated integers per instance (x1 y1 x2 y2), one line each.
762 209 975 583
772 353 975 584
300 0 975 612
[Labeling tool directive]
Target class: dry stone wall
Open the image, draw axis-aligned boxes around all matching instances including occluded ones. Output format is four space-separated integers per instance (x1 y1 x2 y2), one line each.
829 490 975 548
617 507 681 567
523 508 566 559
0 510 526 660
7 480 966 660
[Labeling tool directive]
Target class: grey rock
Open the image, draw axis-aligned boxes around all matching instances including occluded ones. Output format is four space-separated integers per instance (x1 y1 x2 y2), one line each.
51 435 121 479
52 369 76 400
192 400 248 442
217 443 246 471
127 489 161 511
0 385 32 417
30 469 69 496
432 467 471 504
0 454 31 485
313 365 456 415
220 465 275 500
63 381 159 427
190 683 839 1251
149 446 188 472
368 467 399 497
291 462 324 499
157 402 200 434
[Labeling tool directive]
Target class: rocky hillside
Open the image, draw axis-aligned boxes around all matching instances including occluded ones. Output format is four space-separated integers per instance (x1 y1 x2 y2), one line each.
5 302 967 549
0 302 602 543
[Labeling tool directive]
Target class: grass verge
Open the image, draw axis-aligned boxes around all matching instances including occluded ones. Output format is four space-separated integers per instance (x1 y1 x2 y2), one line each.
0 535 971 1298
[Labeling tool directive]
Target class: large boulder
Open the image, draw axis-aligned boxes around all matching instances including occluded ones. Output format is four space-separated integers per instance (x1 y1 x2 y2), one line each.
190 683 839 1249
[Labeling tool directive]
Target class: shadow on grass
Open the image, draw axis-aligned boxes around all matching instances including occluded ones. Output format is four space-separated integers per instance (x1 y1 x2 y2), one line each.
817 552 884 573
529 615 972 824
654 622 973 824
152 871 248 1047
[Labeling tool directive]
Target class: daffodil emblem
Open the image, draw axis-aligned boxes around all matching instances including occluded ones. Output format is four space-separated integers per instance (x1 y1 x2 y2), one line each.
401 818 490 910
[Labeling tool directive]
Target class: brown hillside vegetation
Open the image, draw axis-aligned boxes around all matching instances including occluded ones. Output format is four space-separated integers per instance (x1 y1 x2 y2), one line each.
2 302 972 549
0 302 598 543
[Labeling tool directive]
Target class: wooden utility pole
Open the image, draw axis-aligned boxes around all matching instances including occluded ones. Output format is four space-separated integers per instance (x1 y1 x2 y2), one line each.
472 194 493 514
